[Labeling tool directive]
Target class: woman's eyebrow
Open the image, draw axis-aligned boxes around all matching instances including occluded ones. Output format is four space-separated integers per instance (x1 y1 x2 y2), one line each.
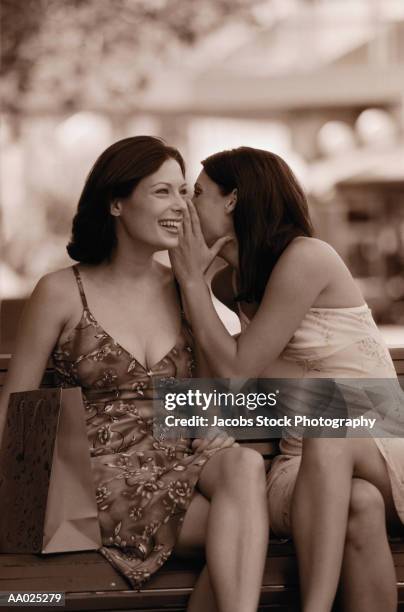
151 181 189 188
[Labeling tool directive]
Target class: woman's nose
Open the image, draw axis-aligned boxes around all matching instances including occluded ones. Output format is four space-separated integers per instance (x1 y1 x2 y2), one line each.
172 194 187 212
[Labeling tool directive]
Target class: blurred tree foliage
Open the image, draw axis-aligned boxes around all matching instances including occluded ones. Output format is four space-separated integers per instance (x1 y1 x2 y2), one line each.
1 0 260 115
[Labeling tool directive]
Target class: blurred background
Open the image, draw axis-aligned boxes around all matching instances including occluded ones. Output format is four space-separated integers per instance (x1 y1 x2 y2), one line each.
1 0 404 345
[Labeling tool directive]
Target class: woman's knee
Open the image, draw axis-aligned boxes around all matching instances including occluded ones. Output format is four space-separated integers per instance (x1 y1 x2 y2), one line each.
217 446 266 489
346 479 386 550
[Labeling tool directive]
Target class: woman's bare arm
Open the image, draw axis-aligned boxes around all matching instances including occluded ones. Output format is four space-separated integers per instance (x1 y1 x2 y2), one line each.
170 200 368 379
188 264 237 378
191 247 325 376
173 235 331 378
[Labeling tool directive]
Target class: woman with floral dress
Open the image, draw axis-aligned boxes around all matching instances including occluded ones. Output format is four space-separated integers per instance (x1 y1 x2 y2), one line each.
0 137 269 612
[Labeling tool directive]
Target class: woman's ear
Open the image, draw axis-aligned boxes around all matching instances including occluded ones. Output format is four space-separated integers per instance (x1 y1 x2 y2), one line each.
110 199 122 217
225 188 238 214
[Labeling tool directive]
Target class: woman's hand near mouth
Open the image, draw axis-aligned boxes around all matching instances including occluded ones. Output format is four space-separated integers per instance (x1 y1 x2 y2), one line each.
169 198 232 283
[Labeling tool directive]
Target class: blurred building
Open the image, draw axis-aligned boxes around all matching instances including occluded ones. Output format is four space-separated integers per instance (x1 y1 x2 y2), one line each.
1 0 404 332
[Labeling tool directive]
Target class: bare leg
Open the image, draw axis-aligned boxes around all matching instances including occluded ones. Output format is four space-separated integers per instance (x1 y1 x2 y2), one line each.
175 492 219 612
339 478 397 612
176 446 269 612
291 439 351 612
291 437 400 612
187 566 219 612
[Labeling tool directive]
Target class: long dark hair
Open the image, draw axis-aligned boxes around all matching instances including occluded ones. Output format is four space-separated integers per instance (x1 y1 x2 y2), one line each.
67 136 185 263
202 146 314 303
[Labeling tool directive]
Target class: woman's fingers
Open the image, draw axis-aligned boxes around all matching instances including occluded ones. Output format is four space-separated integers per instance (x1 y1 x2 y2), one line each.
169 198 217 279
211 435 236 451
186 199 202 237
187 199 232 262
191 438 207 453
181 198 193 236
206 434 236 452
192 433 236 453
177 215 184 238
191 438 203 451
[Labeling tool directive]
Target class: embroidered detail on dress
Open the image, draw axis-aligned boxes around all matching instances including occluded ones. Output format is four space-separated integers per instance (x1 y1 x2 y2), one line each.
306 311 333 344
295 358 323 374
356 336 395 370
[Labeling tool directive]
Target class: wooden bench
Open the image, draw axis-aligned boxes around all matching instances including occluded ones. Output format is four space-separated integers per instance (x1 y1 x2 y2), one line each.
1 300 404 610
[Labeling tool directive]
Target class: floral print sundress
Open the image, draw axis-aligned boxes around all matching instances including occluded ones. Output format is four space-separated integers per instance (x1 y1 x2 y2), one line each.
52 266 214 588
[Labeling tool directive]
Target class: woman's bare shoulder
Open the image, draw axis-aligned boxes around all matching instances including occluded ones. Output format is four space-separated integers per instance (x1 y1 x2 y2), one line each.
280 237 343 272
33 266 77 297
288 236 337 256
272 237 362 307
1 266 80 369
267 237 343 299
29 266 82 322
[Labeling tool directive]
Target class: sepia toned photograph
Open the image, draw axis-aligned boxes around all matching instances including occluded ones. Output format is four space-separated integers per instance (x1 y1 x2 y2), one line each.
1 1 404 610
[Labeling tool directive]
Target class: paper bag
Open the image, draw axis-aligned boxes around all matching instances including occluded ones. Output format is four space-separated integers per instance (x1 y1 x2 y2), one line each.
0 387 101 553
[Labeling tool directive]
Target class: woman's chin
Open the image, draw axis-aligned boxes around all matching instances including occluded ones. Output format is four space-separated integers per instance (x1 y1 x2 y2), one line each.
156 235 180 250
156 226 181 248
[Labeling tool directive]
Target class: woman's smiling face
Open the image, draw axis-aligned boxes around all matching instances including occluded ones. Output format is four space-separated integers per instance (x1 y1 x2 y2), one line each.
113 158 188 251
192 170 235 245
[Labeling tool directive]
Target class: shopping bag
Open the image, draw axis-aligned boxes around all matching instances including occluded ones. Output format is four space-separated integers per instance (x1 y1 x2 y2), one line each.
0 387 102 553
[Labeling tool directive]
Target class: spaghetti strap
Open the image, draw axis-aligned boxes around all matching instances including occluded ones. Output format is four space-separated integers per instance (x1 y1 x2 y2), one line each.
72 265 89 310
